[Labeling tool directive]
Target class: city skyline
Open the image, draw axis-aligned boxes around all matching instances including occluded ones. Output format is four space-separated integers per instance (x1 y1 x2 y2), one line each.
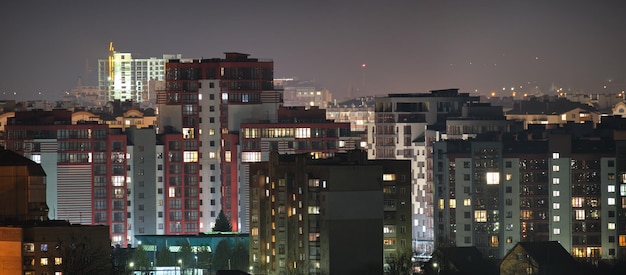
2 1 626 102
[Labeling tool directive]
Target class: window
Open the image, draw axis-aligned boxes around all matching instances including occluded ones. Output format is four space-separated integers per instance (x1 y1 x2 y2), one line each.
552 165 560 172
572 197 584 208
552 152 559 159
40 244 48 252
41 258 49 266
620 235 626 246
505 161 512 168
575 210 585 220
553 178 560 185
553 215 560 222
553 203 560 210
54 257 62 265
608 198 616 206
486 172 499 185
608 185 615 193
463 199 471 206
505 174 512 181
383 174 396 181
449 199 456 209
474 210 487 222
553 228 560 235
609 223 616 230
553 190 560 197
464 224 471 231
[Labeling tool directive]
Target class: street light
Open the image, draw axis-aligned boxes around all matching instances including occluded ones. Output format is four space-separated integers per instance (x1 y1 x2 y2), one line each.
432 262 440 275
194 255 198 275
178 259 183 275
129 262 134 275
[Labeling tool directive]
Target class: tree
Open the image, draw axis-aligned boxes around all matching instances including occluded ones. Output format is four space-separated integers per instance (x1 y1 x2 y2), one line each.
197 246 212 271
131 245 151 273
55 235 111 275
177 240 194 271
156 244 175 267
230 240 249 271
213 210 233 232
212 239 233 270
387 246 413 275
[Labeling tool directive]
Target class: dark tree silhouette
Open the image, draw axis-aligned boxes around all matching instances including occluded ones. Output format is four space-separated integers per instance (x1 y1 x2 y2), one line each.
55 235 110 275
177 240 194 271
212 239 233 270
197 246 212 271
213 210 233 232
156 244 175 266
131 245 151 272
231 240 249 271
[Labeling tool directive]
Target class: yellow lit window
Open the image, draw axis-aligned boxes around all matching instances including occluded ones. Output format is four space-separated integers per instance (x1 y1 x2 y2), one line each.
438 199 445 210
183 151 198 162
575 210 585 220
40 258 48 266
383 174 396 181
449 199 456 209
619 235 626 246
505 174 512 181
475 210 487 222
521 210 533 220
54 257 62 265
609 223 616 230
572 197 584 208
463 199 471 206
490 235 499 247
224 151 231 162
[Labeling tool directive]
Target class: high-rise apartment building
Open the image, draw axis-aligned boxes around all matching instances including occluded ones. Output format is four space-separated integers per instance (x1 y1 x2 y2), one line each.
238 105 365 232
248 150 410 274
369 89 480 257
158 52 280 232
98 43 181 106
3 110 130 245
433 130 625 260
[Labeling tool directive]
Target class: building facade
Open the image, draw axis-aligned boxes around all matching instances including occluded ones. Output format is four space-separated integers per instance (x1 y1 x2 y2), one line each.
248 151 410 274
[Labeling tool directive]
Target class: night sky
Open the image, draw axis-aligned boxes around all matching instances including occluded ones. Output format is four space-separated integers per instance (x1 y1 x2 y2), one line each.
2 0 626 102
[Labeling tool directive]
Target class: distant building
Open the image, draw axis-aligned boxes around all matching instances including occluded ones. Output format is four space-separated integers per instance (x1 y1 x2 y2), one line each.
98 42 182 106
278 79 333 108
248 150 411 274
505 97 600 128
326 96 375 132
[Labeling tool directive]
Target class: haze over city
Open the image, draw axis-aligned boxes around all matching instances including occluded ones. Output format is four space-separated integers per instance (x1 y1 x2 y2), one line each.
2 0 626 101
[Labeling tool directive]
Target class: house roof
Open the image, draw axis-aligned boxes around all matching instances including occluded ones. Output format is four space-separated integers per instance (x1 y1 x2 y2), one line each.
515 241 578 266
435 246 484 273
507 98 597 115
0 150 46 176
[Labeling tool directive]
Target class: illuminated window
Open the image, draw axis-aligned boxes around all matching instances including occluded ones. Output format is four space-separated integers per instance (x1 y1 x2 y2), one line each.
553 228 560 235
464 199 471 206
183 151 198 162
608 198 616 206
552 165 560 172
40 244 47 251
621 184 626 195
505 174 512 181
54 257 62 265
553 178 560 185
438 199 445 210
111 176 124 186
224 151 231 162
308 206 320 214
553 190 560 197
552 152 559 159
31 154 41 164
486 172 499 185
241 152 261 162
553 215 560 222
474 210 487 222
553 203 560 210
521 210 532 220
208 152 216 159
572 197 584 208
24 243 34 252
490 235 499 247
384 225 396 234
295 128 311 138
209 129 215 136
449 199 456 209
40 258 48 266
169 187 177 198
575 210 585 220
383 174 396 181
608 185 615 193
620 235 626 246
609 223 616 230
